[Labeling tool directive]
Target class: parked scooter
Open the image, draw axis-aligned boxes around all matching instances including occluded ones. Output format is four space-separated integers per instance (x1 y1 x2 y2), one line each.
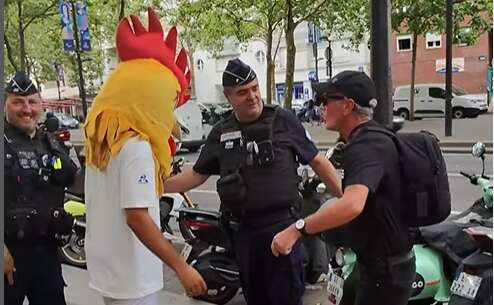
325 142 492 305
176 162 339 304
448 142 492 305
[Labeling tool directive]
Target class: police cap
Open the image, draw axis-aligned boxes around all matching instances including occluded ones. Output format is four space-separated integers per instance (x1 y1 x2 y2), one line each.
312 71 377 108
6 71 39 96
222 58 257 87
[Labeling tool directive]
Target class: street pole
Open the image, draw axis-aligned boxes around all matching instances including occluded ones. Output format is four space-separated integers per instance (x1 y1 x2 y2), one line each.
445 0 453 137
370 0 393 127
313 24 319 82
70 0 88 120
54 63 62 100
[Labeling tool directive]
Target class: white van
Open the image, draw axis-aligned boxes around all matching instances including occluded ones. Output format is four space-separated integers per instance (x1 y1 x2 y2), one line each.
393 84 488 119
174 100 206 152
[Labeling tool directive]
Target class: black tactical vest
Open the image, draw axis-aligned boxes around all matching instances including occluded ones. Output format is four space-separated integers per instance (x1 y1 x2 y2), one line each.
4 123 69 242
217 105 300 216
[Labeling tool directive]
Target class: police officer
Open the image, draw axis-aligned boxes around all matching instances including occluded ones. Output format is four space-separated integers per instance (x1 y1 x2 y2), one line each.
272 71 415 305
164 58 342 305
4 71 78 305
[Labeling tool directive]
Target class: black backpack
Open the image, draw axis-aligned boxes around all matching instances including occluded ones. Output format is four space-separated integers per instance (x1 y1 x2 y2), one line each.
363 126 451 227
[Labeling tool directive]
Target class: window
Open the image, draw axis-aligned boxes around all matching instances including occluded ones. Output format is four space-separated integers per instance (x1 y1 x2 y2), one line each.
425 33 441 49
429 87 446 99
397 35 412 52
196 59 204 71
255 50 266 65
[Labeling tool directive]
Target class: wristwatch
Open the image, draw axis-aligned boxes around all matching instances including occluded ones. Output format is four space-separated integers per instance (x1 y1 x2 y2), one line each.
295 219 308 236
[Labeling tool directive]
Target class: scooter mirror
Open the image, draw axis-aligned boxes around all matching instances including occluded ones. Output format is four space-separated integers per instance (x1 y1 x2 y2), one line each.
316 183 326 194
472 142 486 159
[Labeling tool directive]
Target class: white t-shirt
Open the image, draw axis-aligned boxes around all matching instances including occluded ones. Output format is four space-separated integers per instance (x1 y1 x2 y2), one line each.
85 137 163 299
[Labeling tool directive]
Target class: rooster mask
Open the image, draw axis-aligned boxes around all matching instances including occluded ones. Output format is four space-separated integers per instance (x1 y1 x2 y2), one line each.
84 8 190 195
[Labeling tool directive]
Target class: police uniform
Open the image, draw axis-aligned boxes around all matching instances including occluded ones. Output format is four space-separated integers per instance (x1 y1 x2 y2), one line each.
313 71 416 305
4 72 78 305
193 59 319 305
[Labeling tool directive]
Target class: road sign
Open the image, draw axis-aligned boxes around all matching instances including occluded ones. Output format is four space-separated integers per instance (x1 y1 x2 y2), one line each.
59 1 75 51
308 70 317 81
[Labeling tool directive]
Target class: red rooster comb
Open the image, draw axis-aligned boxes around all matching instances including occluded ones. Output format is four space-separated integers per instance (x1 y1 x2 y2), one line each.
116 7 191 107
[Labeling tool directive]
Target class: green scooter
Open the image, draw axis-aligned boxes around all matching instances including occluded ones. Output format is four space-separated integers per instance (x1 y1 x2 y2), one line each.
322 142 492 305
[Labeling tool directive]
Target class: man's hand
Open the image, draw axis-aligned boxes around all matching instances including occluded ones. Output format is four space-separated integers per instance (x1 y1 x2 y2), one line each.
176 264 207 297
4 246 15 285
271 225 302 257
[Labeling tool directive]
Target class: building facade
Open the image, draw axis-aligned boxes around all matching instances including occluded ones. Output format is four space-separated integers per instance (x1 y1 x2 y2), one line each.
392 31 491 94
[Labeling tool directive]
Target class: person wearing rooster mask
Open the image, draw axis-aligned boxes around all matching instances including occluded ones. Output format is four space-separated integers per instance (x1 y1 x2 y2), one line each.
83 9 206 305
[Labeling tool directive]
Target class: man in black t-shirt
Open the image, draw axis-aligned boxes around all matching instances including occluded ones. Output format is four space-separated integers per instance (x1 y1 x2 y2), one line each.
164 59 342 305
272 71 415 305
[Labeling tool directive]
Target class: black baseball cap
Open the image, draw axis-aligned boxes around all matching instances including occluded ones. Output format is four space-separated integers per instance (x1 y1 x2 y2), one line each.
222 58 257 87
6 71 39 96
312 71 377 108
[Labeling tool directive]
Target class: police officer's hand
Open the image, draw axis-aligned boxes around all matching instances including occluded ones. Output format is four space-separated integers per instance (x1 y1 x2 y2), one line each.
271 225 302 257
4 246 15 285
176 264 207 297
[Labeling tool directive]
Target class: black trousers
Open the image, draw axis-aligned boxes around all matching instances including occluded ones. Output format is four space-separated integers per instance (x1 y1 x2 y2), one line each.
4 243 66 305
354 254 416 305
233 219 305 305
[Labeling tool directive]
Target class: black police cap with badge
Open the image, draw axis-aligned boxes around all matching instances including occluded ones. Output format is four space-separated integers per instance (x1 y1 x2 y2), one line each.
222 58 257 87
312 70 378 109
6 71 39 96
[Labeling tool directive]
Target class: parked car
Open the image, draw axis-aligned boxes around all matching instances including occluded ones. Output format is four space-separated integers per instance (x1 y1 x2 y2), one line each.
53 112 80 129
393 84 488 119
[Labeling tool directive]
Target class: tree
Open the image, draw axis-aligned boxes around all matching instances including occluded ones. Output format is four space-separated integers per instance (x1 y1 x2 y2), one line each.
391 0 492 120
4 0 59 73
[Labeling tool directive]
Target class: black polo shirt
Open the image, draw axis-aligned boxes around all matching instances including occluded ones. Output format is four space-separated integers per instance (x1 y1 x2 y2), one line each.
194 106 318 176
342 120 412 257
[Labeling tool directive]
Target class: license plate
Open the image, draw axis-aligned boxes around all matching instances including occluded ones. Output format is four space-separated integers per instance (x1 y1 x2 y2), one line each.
180 243 193 260
326 269 344 305
451 272 482 300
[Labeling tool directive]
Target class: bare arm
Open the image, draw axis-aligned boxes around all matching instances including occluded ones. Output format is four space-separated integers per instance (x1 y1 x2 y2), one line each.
309 154 343 198
126 208 206 295
163 169 209 193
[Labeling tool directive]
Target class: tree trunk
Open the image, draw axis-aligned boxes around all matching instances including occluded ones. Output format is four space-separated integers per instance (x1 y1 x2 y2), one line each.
185 39 196 98
283 0 296 110
118 0 125 20
266 24 274 104
409 32 418 121
271 63 276 104
17 0 27 71
4 35 19 71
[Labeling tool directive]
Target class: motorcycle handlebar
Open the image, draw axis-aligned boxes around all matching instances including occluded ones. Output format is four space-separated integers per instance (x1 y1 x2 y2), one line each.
460 171 472 179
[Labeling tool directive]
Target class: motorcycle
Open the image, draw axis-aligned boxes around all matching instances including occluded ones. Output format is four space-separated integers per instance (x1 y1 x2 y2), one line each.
176 162 339 305
59 155 196 268
325 142 493 305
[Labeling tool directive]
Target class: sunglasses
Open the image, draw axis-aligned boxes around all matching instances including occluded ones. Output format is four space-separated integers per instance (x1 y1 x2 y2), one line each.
318 95 347 106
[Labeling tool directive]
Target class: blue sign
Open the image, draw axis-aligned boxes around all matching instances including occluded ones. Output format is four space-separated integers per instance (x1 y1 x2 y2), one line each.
59 1 75 51
308 70 317 81
307 23 321 44
76 2 91 51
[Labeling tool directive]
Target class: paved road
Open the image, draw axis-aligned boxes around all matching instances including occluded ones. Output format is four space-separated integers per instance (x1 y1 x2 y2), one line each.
176 151 492 214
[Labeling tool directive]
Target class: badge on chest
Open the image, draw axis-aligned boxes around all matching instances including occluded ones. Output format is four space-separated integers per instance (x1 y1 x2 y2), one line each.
220 131 243 150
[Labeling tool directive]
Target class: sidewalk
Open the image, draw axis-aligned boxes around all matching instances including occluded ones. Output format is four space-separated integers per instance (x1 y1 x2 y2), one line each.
63 265 211 305
305 113 493 153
